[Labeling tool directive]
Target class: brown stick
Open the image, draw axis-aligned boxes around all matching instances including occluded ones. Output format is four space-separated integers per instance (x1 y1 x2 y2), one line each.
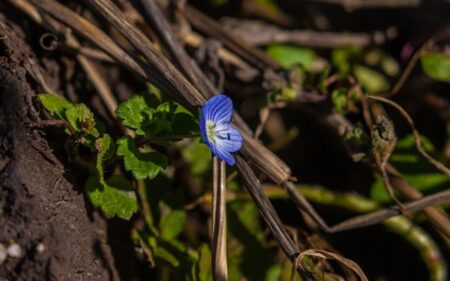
211 157 228 281
367 95 450 177
184 5 280 71
221 18 389 48
326 189 450 232
138 0 216 97
387 166 450 238
235 156 314 281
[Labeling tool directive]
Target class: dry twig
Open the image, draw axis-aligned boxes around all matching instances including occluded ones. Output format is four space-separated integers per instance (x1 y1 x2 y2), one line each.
211 157 228 281
367 95 450 177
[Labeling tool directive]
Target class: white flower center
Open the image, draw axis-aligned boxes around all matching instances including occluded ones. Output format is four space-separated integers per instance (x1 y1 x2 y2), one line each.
206 120 216 142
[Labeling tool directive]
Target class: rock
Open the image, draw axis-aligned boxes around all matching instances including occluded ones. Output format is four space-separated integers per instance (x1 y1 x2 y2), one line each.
6 244 22 258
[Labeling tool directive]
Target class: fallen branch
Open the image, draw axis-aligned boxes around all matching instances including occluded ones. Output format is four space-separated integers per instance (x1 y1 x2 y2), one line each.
221 18 392 48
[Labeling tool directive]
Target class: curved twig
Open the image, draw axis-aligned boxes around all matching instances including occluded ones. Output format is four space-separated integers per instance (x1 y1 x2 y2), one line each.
367 95 450 177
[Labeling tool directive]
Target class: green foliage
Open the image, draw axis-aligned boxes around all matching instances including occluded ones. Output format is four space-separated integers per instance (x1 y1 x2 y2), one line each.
197 244 212 281
370 134 450 203
181 139 212 176
116 94 198 141
266 44 316 69
420 52 450 83
39 93 99 147
85 176 138 220
331 48 393 93
136 175 202 281
65 103 99 137
115 95 150 131
159 210 186 240
227 201 280 280
95 133 114 181
148 236 198 281
331 88 349 114
117 136 167 180
39 93 73 119
85 134 137 220
353 64 389 93
332 47 361 74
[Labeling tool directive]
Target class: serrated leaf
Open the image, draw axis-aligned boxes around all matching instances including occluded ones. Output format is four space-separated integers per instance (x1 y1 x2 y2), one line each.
39 93 74 119
65 103 99 137
117 96 198 141
172 113 199 136
266 44 316 69
420 52 450 83
85 176 137 220
354 64 389 93
116 95 150 131
117 136 167 180
159 210 186 240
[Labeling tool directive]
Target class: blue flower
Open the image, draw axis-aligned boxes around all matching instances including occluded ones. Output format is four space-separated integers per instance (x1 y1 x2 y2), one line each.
200 95 243 165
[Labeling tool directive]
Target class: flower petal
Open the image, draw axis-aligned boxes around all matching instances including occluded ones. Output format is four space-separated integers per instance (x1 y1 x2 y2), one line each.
202 95 233 124
214 145 235 165
214 124 243 153
199 94 242 166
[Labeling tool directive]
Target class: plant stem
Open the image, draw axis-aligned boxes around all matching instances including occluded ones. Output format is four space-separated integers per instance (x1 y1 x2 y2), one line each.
211 156 228 281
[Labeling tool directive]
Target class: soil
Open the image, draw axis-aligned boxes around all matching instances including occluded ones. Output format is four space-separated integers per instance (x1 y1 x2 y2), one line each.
0 20 118 281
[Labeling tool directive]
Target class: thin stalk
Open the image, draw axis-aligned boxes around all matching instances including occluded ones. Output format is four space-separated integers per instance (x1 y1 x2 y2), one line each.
211 156 228 281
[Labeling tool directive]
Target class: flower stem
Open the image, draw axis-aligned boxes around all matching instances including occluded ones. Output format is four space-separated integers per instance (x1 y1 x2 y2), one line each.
211 156 228 281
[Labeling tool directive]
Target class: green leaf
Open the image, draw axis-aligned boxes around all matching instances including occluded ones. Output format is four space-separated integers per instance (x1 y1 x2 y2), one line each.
181 139 212 176
228 201 277 280
86 134 137 220
331 88 348 114
115 95 150 131
420 52 450 83
332 47 361 74
85 176 137 220
148 237 198 281
159 210 186 240
197 244 212 281
39 93 74 119
65 103 99 137
148 236 180 268
264 265 282 281
116 96 198 141
39 94 99 149
172 112 199 136
117 136 167 180
354 64 389 93
266 44 316 69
